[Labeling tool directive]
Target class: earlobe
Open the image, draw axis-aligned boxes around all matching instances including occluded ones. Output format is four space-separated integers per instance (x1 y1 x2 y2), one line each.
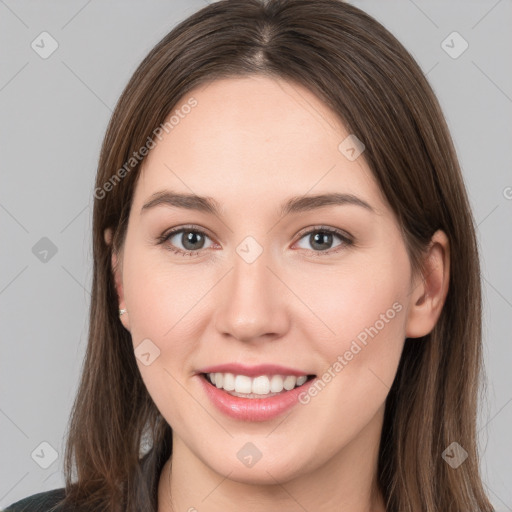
104 227 113 246
405 230 450 338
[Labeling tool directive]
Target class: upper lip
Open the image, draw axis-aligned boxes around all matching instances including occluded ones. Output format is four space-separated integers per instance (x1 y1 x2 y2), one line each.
196 363 313 377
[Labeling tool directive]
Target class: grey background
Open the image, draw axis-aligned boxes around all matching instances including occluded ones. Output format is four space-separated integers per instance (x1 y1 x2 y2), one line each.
0 0 511 509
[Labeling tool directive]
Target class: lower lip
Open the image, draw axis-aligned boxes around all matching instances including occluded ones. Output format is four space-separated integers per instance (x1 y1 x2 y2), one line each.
198 374 316 422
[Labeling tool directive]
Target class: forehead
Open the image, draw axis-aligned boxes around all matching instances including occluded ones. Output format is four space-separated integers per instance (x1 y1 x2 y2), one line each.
133 75 388 215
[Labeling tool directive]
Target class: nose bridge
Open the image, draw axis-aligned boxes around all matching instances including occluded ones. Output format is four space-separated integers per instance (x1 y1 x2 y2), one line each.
233 242 272 302
214 236 288 342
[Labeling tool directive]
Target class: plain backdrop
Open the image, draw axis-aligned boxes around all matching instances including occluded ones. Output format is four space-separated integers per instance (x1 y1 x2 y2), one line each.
1 0 511 509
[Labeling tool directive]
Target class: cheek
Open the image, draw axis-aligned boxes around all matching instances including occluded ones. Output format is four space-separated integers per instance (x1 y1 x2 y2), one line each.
122 242 196 340
286 268 407 457
300 245 410 403
121 244 205 407
121 247 203 428
302 259 407 350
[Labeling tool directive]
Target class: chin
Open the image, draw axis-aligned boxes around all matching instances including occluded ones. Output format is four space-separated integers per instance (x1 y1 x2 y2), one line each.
199 442 317 486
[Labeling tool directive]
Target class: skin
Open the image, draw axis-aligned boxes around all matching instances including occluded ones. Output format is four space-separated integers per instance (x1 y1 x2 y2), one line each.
104 75 450 511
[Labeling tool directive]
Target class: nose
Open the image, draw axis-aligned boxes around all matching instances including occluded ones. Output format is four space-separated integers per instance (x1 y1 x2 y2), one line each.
213 247 290 344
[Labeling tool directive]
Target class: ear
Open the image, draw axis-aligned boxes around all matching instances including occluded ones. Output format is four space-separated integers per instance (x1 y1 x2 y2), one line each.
405 229 450 338
104 227 130 332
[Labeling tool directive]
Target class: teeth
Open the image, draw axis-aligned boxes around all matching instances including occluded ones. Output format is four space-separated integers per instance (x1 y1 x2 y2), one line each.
252 376 270 395
206 372 309 396
223 372 235 391
270 375 284 393
283 375 296 390
296 375 307 386
234 375 252 394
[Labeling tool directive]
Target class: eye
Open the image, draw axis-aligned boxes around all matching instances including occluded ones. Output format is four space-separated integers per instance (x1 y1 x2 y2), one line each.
294 226 353 255
157 225 353 257
158 225 215 257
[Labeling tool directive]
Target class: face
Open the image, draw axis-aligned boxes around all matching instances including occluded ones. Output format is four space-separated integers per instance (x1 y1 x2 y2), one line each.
110 75 422 484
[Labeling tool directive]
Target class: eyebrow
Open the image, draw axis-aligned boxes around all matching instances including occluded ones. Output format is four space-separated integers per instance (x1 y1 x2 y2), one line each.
140 190 375 217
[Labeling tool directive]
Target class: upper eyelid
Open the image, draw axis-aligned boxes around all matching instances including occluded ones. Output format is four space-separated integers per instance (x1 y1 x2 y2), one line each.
295 225 352 240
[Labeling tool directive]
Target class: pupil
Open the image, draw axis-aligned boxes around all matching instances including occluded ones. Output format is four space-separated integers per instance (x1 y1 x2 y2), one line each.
183 231 204 250
311 232 332 250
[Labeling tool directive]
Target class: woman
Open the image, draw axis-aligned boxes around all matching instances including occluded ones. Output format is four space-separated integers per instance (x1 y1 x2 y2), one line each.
5 0 495 510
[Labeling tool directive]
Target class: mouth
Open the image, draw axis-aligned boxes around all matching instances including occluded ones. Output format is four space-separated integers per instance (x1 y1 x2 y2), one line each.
200 372 316 399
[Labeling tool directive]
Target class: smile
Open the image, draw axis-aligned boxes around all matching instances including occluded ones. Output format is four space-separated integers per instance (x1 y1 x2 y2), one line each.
204 372 311 397
197 366 317 422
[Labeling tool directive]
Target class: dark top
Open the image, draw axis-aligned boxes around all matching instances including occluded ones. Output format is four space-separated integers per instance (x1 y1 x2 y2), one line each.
3 487 67 511
2 441 171 511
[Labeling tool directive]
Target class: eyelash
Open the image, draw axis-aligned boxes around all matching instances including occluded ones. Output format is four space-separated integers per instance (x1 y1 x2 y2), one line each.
157 224 354 258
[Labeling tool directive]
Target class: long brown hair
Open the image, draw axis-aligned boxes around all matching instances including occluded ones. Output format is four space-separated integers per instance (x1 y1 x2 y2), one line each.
55 1 494 510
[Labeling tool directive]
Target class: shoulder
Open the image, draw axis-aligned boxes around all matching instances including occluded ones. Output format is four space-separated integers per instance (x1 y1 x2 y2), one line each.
3 487 67 512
